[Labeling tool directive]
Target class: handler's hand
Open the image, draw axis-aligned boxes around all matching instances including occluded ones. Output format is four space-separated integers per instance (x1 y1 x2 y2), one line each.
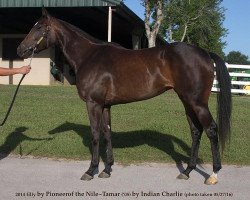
19 66 31 74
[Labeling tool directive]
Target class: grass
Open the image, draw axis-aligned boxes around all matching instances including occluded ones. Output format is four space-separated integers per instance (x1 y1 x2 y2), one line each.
0 85 249 165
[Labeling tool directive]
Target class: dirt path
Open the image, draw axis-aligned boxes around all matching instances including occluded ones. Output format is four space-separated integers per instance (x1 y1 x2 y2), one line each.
0 156 249 200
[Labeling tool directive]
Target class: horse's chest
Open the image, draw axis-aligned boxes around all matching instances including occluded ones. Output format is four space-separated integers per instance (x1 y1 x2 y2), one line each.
75 71 109 103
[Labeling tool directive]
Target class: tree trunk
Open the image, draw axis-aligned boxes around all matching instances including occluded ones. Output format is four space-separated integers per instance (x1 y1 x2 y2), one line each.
143 0 164 48
148 34 156 47
168 24 173 42
181 23 188 42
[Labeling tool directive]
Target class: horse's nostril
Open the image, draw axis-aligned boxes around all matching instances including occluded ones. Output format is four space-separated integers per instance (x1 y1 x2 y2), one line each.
17 44 27 57
17 46 22 56
17 43 26 52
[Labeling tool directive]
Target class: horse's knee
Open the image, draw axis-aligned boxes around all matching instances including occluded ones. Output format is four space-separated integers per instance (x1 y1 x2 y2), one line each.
92 134 100 145
103 125 111 140
103 125 110 133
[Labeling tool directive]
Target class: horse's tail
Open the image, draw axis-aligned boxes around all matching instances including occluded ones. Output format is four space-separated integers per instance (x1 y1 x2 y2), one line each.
209 52 232 152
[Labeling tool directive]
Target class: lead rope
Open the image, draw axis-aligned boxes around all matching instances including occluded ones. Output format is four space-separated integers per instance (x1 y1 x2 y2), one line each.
0 48 36 126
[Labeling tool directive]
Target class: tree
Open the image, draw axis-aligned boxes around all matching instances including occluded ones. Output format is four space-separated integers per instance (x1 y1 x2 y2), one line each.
160 0 227 56
142 0 165 48
225 51 250 65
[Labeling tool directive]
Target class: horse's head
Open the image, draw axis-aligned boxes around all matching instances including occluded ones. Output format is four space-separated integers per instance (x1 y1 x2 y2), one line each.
17 8 56 59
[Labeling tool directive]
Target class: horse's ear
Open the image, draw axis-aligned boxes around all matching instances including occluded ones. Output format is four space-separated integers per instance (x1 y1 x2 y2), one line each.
42 6 50 18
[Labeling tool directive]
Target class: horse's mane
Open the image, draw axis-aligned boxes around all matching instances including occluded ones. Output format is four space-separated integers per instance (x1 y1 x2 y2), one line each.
57 18 123 48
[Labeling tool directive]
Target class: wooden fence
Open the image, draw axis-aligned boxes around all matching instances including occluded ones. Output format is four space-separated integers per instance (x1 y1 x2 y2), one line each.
212 64 250 94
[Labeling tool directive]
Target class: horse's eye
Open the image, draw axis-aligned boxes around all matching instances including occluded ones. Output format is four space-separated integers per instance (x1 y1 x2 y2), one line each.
36 25 42 30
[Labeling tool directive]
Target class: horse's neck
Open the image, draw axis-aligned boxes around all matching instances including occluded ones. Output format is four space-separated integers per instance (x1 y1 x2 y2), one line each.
53 20 94 73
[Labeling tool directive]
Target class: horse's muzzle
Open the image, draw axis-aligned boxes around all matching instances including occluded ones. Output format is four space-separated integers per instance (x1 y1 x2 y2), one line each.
17 45 34 59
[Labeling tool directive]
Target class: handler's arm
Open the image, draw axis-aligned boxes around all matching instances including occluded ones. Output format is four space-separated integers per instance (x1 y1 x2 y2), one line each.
0 66 31 76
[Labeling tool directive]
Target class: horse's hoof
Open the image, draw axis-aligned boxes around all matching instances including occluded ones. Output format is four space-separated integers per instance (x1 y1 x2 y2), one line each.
98 171 110 178
176 173 189 180
205 176 218 185
80 173 93 181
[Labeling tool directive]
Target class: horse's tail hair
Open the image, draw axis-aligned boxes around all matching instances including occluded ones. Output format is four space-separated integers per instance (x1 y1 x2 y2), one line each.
209 52 232 152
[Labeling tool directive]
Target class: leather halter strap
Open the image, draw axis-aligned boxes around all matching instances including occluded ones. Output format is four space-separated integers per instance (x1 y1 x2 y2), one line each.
35 26 50 49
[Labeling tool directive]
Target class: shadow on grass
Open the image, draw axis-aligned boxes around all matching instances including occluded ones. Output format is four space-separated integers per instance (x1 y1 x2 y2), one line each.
0 127 51 160
0 123 208 179
48 122 195 170
48 122 209 179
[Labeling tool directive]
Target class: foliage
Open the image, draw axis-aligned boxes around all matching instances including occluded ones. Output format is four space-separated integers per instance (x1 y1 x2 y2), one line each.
0 85 249 165
225 51 250 65
160 0 227 56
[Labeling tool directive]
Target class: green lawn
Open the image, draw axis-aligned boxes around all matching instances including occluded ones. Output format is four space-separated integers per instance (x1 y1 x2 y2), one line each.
0 85 249 165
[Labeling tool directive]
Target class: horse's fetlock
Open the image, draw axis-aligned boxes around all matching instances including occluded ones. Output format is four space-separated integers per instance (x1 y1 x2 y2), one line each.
213 164 222 173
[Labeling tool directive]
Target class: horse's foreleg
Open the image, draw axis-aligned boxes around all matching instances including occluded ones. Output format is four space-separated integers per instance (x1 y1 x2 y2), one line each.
81 101 103 181
177 105 203 180
98 106 114 178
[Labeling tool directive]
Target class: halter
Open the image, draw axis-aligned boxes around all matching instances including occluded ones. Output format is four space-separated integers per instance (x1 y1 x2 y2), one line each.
36 36 44 46
33 25 50 52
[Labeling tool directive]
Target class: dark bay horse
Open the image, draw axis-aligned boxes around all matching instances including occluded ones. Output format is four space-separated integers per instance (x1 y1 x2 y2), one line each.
17 8 231 185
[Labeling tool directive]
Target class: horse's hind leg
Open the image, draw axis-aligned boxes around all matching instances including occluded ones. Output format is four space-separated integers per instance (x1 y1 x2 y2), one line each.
183 101 221 185
177 104 203 180
195 105 221 184
98 106 114 178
